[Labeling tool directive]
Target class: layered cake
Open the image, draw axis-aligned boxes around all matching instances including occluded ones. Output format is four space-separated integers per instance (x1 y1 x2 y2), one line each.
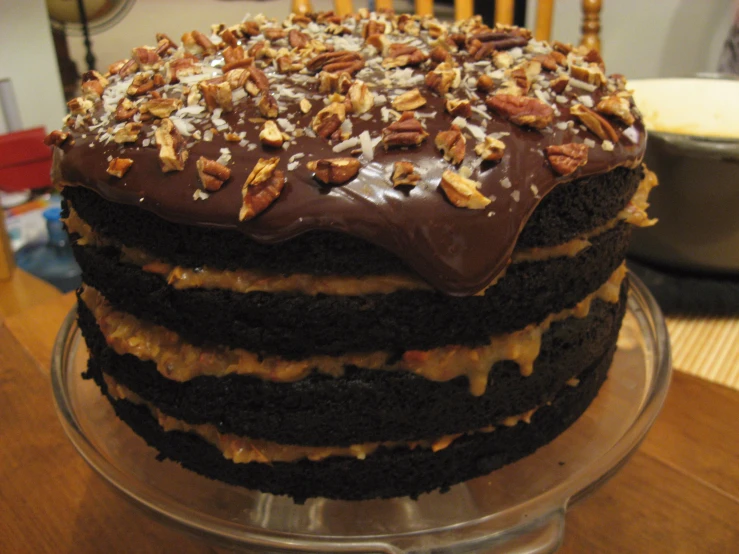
47 10 654 501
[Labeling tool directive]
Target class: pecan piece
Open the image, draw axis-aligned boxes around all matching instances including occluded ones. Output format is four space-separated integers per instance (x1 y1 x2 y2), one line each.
246 65 270 94
67 96 94 115
182 30 216 56
300 98 312 113
155 33 177 57
127 73 155 97
114 98 138 121
430 45 452 64
312 102 346 139
200 81 233 112
382 43 428 69
132 46 160 70
392 89 427 111
258 93 279 119
486 94 553 129
435 125 466 165
475 136 506 162
570 63 606 87
391 161 421 187
477 74 494 93
155 118 188 172
118 59 139 79
164 57 201 83
276 55 304 74
439 170 490 209
141 98 182 118
263 27 286 41
196 156 231 191
259 120 284 147
545 143 589 176
289 29 310 49
363 20 386 39
307 51 364 75
382 112 429 149
240 157 285 221
307 158 361 185
43 130 72 147
446 98 471 117
550 75 569 94
106 158 134 178
108 59 128 75
347 80 374 114
318 71 352 94
113 122 143 143
425 62 459 95
80 70 109 98
223 45 246 66
596 95 635 126
570 104 619 141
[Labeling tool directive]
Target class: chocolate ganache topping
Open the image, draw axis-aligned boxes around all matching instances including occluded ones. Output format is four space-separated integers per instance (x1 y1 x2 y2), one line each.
49 10 645 295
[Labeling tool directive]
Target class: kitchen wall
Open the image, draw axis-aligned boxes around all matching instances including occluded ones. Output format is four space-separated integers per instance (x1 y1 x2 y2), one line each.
0 0 66 134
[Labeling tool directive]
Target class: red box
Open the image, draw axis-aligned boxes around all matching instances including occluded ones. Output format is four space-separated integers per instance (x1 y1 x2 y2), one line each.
0 126 53 192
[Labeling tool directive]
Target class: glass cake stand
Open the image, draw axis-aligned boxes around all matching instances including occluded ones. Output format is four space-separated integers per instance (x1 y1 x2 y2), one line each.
51 274 671 554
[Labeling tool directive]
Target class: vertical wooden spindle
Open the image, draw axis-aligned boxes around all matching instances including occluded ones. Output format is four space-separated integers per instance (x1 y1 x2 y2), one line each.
581 0 602 52
376 0 394 11
335 0 353 16
495 0 515 25
0 209 15 281
455 0 474 21
415 0 434 17
292 0 312 15
534 0 554 41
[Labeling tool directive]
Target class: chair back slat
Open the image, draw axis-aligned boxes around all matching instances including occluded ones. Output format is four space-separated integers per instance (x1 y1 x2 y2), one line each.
376 0 393 11
455 0 474 21
335 0 353 16
533 0 554 41
495 0 515 26
292 0 311 15
415 0 434 17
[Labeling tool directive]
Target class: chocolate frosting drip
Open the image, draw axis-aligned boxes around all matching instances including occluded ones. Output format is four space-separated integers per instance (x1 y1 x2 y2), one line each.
54 14 646 295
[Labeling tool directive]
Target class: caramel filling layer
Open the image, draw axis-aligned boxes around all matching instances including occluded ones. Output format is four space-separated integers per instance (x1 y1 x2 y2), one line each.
80 265 624 396
65 169 652 297
104 375 538 464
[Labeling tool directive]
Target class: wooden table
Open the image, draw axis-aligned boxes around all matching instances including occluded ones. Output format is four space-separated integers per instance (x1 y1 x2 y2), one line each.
1 280 738 553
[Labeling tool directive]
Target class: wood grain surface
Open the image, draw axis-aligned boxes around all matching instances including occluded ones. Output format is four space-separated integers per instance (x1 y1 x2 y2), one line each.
1 295 738 552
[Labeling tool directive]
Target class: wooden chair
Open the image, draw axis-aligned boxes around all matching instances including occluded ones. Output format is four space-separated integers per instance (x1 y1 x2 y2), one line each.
0 208 15 281
291 0 602 51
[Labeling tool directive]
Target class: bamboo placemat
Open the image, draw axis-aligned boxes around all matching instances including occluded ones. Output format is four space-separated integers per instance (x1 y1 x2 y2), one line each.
667 317 739 391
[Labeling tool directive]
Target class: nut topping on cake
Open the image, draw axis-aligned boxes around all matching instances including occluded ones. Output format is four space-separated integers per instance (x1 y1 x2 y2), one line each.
141 98 182 119
155 118 188 172
382 112 429 149
43 130 72 147
546 143 589 176
425 62 459 95
240 157 285 220
570 104 618 142
475 136 506 162
196 156 231 191
312 102 347 139
486 94 553 129
106 158 133 178
439 170 491 209
446 98 472 118
307 158 361 185
113 122 142 143
392 89 427 111
596 95 635 126
435 125 466 165
347 80 374 114
382 43 428 69
391 161 421 187
259 120 285 147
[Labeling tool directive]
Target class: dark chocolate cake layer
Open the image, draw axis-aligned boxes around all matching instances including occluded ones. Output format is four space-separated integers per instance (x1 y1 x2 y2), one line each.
85 341 614 501
70 223 630 357
61 167 640 278
77 282 625 445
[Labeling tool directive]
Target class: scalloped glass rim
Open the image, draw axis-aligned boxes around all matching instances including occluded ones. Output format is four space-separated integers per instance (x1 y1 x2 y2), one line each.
51 273 671 553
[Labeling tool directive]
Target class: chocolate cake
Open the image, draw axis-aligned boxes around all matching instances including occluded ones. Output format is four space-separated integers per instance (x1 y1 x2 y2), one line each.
46 9 654 501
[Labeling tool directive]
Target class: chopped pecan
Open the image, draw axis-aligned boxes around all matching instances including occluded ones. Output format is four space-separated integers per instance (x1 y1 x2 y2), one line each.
468 40 497 61
114 98 137 121
471 30 528 50
363 20 386 39
246 65 270 94
113 122 143 143
477 74 494 93
300 98 312 114
595 95 635 126
570 103 618 141
382 112 429 149
164 57 202 83
132 46 160 70
439 170 490 209
486 94 553 129
570 63 605 86
241 20 261 37
196 156 231 191
218 28 239 48
425 62 459 95
445 98 472 118
382 43 428 69
182 30 216 56
200 80 233 112
43 130 72 147
259 120 284 147
276 55 304 73
106 158 134 178
366 33 391 56
317 71 352 94
584 49 604 67
553 41 572 54
307 51 364 75
155 34 177 57
225 67 249 89
533 54 558 72
288 29 310 49
392 89 427 111
263 27 286 41
67 96 94 115
545 143 589 176
118 58 139 79
307 158 361 185
435 125 466 165
258 93 279 119
430 45 452 64
550 75 569 94
223 45 246 66
127 73 155 97
249 41 273 60
141 98 182 118
426 21 446 40
155 118 189 172
108 59 128 75
391 161 421 187
240 157 285 221
312 102 346 139
80 70 109 98
347 80 374 114
475 136 506 162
